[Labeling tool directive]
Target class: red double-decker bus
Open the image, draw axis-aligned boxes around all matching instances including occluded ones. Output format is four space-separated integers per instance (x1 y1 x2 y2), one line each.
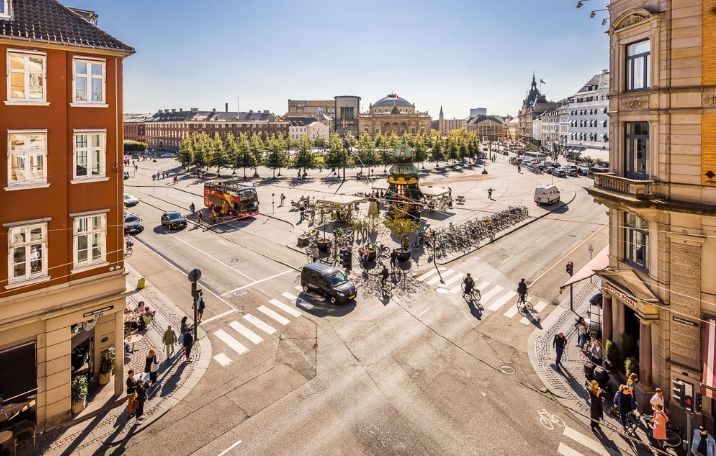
203 182 259 219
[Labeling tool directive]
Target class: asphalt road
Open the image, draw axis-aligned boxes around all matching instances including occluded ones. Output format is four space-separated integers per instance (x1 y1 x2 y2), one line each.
111 156 620 456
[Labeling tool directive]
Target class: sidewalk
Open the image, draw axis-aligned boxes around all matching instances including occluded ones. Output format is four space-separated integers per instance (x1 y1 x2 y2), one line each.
528 279 681 456
27 266 211 456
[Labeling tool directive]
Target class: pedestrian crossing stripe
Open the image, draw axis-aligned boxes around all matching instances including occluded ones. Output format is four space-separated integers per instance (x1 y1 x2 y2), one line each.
213 352 232 367
229 320 263 344
480 285 503 303
417 269 439 281
426 269 455 286
282 292 300 304
294 285 303 292
557 443 584 456
443 273 463 287
563 427 611 456
257 305 290 325
269 298 302 317
244 314 276 334
214 329 249 355
487 290 516 311
520 301 549 325
503 304 519 319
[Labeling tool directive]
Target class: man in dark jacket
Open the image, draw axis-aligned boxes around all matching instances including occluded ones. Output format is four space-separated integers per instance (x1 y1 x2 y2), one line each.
553 332 567 369
183 330 194 363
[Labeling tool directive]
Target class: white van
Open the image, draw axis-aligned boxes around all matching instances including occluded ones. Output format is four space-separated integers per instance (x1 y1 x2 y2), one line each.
534 185 560 205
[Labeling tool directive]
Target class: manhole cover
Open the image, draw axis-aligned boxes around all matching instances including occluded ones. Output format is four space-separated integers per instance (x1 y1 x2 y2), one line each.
229 258 241 263
500 364 516 375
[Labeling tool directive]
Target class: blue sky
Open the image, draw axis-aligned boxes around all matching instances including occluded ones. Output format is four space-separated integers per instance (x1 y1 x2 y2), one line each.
67 0 609 118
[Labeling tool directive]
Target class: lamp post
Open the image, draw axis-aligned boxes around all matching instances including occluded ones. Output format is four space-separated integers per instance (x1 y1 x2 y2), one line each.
272 193 275 214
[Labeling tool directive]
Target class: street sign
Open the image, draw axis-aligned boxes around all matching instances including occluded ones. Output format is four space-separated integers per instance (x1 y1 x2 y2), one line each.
188 268 201 283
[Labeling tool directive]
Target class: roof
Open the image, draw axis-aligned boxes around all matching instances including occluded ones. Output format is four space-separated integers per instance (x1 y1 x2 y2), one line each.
466 115 505 125
148 110 277 122
373 93 412 107
0 0 134 54
286 116 317 127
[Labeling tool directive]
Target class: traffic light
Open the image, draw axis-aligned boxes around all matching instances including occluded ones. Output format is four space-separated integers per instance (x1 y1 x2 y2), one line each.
695 392 703 413
672 380 686 408
566 261 574 276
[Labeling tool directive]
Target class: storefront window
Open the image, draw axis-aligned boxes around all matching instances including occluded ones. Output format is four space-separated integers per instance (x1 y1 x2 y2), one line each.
624 213 648 270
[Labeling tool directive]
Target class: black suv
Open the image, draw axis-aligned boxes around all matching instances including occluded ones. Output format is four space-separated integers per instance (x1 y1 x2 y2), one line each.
301 262 356 305
161 211 187 230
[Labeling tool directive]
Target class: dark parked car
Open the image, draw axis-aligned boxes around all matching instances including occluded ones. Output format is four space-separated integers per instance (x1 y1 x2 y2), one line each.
553 168 567 178
161 211 187 230
591 165 609 174
301 262 356 305
124 214 144 234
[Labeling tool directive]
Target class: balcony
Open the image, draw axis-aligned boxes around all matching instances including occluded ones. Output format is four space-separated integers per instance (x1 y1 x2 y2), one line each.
593 173 654 199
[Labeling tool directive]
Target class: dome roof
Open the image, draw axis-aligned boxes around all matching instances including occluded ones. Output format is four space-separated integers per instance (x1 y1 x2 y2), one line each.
373 93 412 107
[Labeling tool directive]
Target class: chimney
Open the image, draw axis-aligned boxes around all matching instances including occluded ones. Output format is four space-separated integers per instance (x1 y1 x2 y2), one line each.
264 110 269 114
191 107 198 112
179 108 183 112
171 109 176 113
225 103 229 113
212 108 216 112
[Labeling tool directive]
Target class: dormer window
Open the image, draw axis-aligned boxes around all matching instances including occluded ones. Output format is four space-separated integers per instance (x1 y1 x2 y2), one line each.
0 0 11 19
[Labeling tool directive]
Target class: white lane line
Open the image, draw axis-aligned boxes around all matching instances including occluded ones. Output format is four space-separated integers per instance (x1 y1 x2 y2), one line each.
213 329 249 355
520 301 549 325
557 443 585 456
488 290 517 311
503 305 519 319
257 305 290 325
220 269 294 296
213 352 232 367
426 269 455 286
170 234 255 281
480 285 504 304
217 439 242 456
417 269 439 281
563 426 611 456
443 274 463 287
269 298 302 317
228 320 263 345
417 307 430 317
202 309 237 324
243 314 276 334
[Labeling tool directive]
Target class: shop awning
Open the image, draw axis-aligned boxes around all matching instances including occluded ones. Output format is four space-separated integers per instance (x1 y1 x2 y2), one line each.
703 319 716 398
560 246 609 290
421 185 450 198
315 195 365 206
596 268 661 319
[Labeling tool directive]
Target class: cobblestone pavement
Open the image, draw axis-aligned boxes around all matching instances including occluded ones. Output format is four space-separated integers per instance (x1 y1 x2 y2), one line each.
26 266 211 456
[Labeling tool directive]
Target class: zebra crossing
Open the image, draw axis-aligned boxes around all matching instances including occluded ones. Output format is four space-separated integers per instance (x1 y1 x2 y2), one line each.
211 285 309 367
416 267 553 325
557 426 615 456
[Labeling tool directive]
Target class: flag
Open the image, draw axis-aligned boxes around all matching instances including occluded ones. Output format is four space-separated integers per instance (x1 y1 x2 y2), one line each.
540 79 546 84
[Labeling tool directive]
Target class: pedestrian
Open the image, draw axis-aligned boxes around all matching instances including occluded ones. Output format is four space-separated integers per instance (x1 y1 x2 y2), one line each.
196 290 205 323
173 175 178 184
627 372 639 388
135 380 147 422
651 403 669 449
189 202 196 214
616 384 637 433
517 164 521 173
380 264 389 289
163 325 177 359
183 329 194 362
126 369 137 418
299 206 305 223
311 244 319 262
197 210 203 225
487 187 493 200
280 193 285 207
144 349 159 385
589 339 606 366
553 332 567 369
576 316 589 348
389 250 397 270
691 425 716 456
180 316 190 345
588 380 606 430
650 387 665 413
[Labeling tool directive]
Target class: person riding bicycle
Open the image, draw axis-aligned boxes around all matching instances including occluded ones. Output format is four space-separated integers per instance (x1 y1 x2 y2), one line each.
488 188 493 200
463 273 475 296
517 278 528 303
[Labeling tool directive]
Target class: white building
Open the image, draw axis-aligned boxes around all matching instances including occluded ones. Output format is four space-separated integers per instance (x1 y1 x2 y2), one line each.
567 70 610 162
288 117 329 142
538 107 560 154
532 116 542 144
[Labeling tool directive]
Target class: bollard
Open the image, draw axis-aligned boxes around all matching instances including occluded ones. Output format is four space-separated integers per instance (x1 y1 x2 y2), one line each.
136 277 146 290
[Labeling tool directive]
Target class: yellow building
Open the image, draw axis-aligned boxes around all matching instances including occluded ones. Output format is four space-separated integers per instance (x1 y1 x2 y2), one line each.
587 0 716 420
359 93 431 136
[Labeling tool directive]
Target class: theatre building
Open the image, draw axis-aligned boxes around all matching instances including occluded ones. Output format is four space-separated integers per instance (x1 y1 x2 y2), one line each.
0 0 134 430
587 1 716 424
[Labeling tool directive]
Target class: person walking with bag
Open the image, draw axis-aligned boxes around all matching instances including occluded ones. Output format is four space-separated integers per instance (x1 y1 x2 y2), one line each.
163 325 177 360
651 403 669 449
135 380 147 422
588 380 606 431
144 349 159 385
126 369 137 418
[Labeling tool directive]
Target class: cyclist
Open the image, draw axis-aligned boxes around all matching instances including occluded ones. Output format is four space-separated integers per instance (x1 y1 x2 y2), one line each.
125 236 134 254
463 273 475 296
517 278 528 304
487 188 493 200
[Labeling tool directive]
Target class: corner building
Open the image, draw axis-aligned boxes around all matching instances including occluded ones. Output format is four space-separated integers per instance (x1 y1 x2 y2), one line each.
588 0 716 423
0 0 133 428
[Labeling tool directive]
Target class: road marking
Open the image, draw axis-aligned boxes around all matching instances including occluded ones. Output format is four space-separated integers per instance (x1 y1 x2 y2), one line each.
269 298 302 317
228 320 263 344
213 352 232 367
480 285 504 304
294 285 303 292
443 274 463 287
476 280 490 291
563 426 610 456
220 269 294 296
217 439 242 456
530 227 605 287
297 301 315 311
417 307 430 317
282 291 300 303
503 305 519 318
170 233 255 281
426 269 453 286
202 309 237 324
243 314 276 334
520 301 549 325
488 290 517 311
257 306 290 325
448 285 462 294
557 443 584 456
214 329 249 355
417 269 439 281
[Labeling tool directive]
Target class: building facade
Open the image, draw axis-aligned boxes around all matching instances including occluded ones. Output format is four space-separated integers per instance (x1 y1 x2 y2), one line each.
435 106 466 133
567 70 610 161
558 101 571 151
538 107 560 153
587 0 716 422
123 114 148 144
0 1 133 428
144 109 288 151
465 115 506 141
359 93 431 136
287 99 335 118
287 117 330 142
517 74 558 142
334 95 360 137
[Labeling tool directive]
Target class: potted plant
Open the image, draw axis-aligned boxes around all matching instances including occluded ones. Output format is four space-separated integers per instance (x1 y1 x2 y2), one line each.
384 216 420 262
98 348 116 386
71 375 89 415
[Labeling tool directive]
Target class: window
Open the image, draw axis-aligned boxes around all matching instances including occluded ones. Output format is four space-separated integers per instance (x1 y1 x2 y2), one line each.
626 40 650 91
7 51 46 102
625 122 649 179
73 131 106 179
0 0 10 18
73 58 105 103
340 106 355 120
624 213 648 270
7 131 47 186
8 223 47 284
73 214 106 268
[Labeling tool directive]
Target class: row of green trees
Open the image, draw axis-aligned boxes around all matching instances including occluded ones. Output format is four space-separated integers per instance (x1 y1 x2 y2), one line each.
177 130 483 178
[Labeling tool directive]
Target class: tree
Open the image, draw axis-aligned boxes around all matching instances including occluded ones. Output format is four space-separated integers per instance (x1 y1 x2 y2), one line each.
384 215 420 251
249 133 265 177
209 133 228 176
264 135 288 178
430 137 445 166
325 132 348 172
373 131 385 148
447 135 459 164
177 134 194 168
235 133 254 178
414 135 428 168
293 135 316 173
313 134 326 152
459 138 470 162
191 132 208 169
387 132 400 149
224 132 239 174
123 140 148 153
356 133 377 172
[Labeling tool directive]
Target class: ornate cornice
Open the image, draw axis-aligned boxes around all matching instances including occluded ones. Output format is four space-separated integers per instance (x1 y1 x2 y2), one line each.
610 7 657 34
704 90 716 108
619 94 649 111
